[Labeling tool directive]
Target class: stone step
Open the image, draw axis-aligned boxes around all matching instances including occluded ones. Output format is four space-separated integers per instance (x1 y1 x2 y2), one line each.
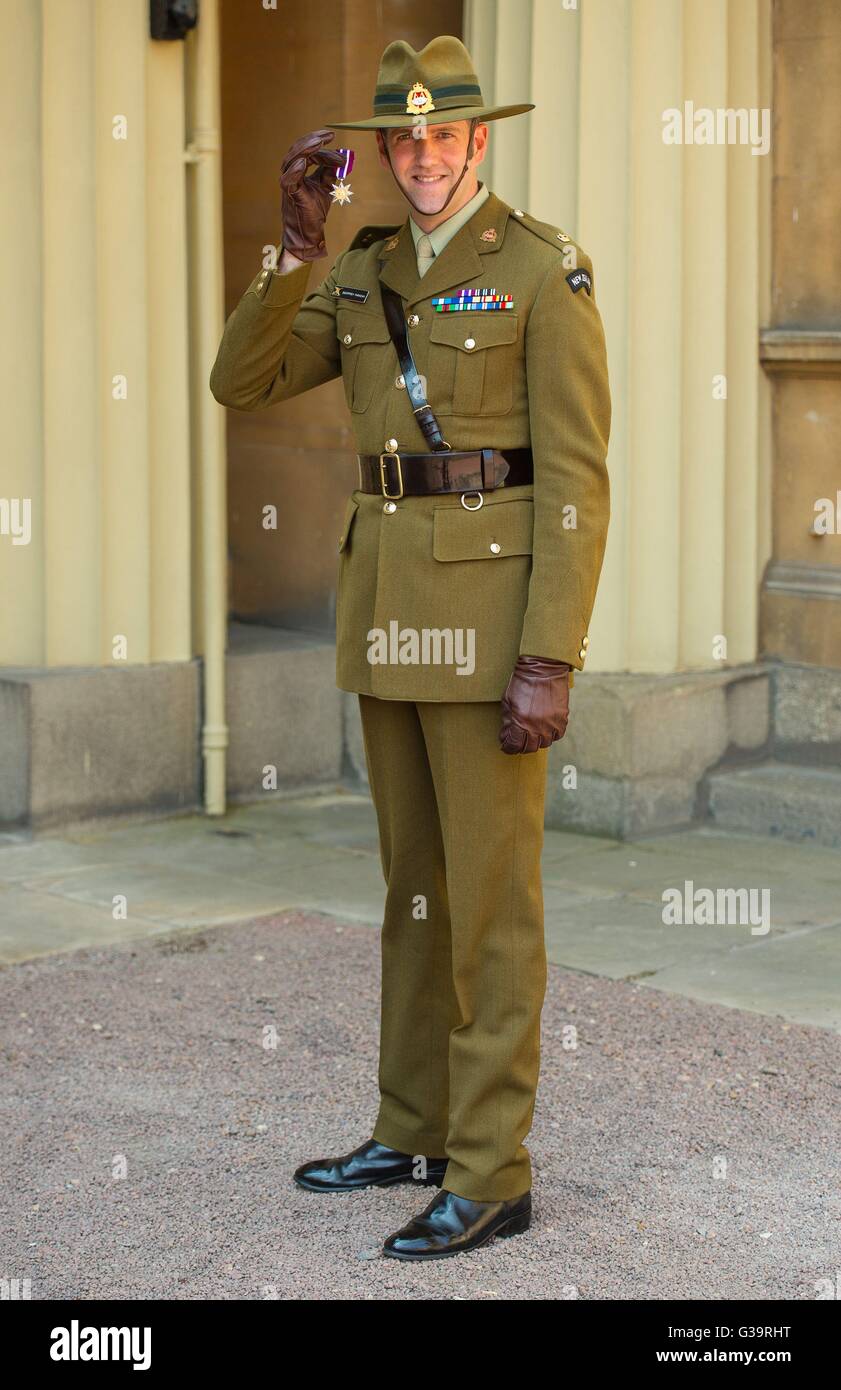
706 761 841 849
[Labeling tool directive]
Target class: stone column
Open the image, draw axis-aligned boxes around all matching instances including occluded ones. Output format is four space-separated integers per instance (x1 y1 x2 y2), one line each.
95 0 151 664
0 0 43 664
42 0 100 666
467 0 775 834
0 0 200 828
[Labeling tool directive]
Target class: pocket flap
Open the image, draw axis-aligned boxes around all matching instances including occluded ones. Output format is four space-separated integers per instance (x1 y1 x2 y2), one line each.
337 495 360 552
428 313 519 352
337 309 391 347
433 497 533 561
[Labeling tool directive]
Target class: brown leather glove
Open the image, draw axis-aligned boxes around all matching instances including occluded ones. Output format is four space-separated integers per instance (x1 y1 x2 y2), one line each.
279 129 345 263
499 655 571 755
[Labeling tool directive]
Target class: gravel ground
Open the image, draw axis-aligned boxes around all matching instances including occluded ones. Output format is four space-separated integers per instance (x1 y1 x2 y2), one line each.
1 909 839 1301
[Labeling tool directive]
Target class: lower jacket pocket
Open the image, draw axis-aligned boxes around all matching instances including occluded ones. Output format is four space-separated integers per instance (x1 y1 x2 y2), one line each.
432 497 534 561
337 495 360 552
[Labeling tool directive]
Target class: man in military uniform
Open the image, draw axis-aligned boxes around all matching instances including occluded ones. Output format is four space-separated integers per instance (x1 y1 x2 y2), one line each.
210 35 610 1261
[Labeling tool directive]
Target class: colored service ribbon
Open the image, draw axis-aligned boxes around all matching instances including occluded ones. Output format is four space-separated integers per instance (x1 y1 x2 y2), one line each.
431 288 515 312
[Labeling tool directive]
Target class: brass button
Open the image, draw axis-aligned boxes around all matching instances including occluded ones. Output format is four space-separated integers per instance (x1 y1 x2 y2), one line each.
464 337 476 350
395 375 405 389
408 313 420 327
513 208 524 217
342 333 352 345
578 648 587 661
581 636 590 649
383 501 397 514
385 437 398 451
490 542 501 554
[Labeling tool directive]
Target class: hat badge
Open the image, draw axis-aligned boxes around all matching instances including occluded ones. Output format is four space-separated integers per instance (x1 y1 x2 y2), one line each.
405 82 436 116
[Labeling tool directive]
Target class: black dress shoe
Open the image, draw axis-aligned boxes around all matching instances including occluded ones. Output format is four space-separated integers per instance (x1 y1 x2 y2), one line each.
293 1138 448 1192
382 1187 532 1260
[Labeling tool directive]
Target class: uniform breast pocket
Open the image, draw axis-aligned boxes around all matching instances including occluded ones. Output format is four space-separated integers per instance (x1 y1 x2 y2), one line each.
432 497 534 562
337 309 392 413
427 313 519 417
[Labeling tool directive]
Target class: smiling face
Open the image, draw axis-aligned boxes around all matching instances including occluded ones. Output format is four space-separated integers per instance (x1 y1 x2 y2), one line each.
376 119 488 227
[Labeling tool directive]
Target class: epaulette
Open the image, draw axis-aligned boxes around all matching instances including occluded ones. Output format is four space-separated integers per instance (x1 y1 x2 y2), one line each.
510 208 575 252
346 224 401 252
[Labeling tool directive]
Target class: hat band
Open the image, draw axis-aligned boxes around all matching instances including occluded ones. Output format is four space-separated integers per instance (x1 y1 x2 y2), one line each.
373 81 483 115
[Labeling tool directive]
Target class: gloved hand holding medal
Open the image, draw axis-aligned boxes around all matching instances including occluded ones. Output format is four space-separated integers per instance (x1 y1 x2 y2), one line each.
278 129 354 263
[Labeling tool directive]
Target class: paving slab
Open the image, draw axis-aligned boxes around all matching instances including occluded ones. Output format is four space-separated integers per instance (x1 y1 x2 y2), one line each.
543 831 841 928
647 921 841 1032
0 884 176 963
541 888 752 979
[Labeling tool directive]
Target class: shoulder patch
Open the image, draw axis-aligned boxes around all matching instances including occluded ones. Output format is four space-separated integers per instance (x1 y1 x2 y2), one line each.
346 224 401 253
566 268 592 296
512 210 576 253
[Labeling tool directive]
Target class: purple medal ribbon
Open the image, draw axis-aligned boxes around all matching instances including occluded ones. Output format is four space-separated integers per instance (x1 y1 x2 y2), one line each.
331 148 355 204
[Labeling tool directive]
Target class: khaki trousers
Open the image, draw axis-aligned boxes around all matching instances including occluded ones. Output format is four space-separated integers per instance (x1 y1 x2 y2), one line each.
359 693 549 1202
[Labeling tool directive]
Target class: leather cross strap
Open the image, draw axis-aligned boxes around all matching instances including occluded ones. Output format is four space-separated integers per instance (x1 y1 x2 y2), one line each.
381 283 451 452
357 447 534 498
375 284 534 497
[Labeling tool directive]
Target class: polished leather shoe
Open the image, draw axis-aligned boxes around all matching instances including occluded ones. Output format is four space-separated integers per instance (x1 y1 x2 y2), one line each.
293 1138 448 1192
382 1187 532 1260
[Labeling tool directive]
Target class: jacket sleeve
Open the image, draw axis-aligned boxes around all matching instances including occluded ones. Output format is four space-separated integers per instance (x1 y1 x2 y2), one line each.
209 252 343 411
519 250 611 673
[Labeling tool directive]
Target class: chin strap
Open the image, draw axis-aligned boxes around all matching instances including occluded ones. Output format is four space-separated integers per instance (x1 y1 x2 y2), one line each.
383 117 478 216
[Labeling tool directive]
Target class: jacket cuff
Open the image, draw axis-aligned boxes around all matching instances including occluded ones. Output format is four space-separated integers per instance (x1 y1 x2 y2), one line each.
518 627 590 675
246 260 311 306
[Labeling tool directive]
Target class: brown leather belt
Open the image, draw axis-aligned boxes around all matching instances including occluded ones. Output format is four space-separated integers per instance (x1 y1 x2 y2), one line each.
357 447 533 499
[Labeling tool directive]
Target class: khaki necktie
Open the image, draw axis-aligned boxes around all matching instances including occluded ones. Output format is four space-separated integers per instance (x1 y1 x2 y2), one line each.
416 232 435 278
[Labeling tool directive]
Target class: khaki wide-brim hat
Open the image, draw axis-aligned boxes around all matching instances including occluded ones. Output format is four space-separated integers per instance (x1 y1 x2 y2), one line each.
326 35 534 131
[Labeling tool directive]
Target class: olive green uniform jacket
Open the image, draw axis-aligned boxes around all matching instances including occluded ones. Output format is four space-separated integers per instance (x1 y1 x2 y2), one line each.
210 189 611 702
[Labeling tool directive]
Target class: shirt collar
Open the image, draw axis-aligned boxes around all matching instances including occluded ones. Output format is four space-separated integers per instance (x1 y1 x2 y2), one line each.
409 181 490 257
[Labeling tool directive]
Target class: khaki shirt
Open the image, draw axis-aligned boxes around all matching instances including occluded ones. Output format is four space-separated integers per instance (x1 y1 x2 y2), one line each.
409 180 490 271
210 189 611 702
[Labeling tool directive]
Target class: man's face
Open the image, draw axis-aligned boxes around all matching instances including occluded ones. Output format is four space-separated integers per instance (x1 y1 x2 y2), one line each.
376 120 487 215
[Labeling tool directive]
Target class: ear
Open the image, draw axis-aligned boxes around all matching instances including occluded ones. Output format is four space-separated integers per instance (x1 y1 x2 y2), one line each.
375 128 393 169
473 122 489 164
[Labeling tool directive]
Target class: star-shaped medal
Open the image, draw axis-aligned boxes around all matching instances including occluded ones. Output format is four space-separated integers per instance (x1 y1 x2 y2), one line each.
330 148 355 206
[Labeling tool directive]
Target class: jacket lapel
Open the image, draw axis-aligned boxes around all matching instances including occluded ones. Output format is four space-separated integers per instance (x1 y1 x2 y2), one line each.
377 190 511 309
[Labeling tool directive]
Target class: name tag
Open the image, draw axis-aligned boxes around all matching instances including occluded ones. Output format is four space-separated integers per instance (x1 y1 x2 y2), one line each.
334 286 370 304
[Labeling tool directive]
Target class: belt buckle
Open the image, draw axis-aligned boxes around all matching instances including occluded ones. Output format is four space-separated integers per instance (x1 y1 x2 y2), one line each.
379 452 403 500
